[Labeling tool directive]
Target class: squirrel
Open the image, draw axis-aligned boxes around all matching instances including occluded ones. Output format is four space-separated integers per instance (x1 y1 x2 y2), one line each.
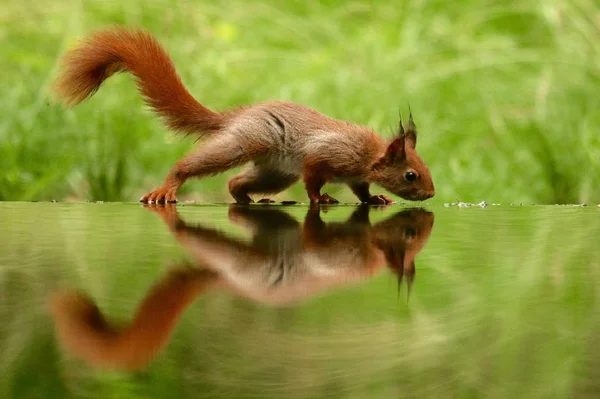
48 204 434 371
52 27 436 205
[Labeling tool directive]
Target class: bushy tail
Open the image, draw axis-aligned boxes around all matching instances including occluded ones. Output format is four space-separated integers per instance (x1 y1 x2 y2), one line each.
48 268 218 371
53 27 223 136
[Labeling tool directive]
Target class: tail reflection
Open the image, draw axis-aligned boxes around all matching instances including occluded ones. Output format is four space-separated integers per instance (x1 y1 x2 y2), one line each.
49 268 218 371
49 204 434 371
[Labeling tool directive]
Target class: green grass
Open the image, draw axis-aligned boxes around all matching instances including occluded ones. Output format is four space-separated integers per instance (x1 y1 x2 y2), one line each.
2 0 600 204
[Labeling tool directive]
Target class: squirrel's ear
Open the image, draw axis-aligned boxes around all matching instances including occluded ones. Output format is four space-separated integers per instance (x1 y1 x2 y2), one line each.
383 136 406 164
405 109 417 149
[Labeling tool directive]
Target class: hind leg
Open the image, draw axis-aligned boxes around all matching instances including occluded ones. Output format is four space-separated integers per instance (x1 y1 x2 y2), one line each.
141 135 266 204
228 164 299 204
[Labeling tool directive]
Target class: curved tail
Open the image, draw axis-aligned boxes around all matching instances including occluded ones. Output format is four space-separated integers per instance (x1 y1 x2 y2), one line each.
53 27 223 136
48 268 219 371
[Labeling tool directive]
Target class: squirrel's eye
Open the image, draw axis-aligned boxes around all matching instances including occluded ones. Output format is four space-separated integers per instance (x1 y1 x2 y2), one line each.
405 171 417 181
404 227 416 239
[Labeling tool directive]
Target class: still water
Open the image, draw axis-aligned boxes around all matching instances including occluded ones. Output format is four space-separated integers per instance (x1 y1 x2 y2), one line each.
0 202 599 399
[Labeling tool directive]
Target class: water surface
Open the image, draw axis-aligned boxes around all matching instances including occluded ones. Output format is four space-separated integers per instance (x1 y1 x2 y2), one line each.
1 202 599 399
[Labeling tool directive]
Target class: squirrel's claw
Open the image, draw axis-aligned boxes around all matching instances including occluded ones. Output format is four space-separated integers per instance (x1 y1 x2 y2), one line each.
366 194 394 205
140 187 178 204
312 193 339 205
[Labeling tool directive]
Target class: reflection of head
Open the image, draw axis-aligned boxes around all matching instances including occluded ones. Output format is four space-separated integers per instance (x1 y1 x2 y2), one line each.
372 208 435 296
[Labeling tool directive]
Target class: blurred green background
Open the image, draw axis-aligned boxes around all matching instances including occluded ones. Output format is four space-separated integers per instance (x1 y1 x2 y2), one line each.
2 0 599 204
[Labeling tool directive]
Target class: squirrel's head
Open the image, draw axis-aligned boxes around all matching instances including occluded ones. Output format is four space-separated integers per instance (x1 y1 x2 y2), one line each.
372 208 435 296
372 208 435 260
371 111 435 201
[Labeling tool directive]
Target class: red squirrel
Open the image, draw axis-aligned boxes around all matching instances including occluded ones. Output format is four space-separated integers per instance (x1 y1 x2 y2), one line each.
49 204 434 371
52 27 435 205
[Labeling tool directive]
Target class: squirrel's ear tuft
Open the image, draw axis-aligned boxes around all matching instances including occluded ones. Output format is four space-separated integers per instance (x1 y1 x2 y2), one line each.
397 115 405 137
404 260 415 303
405 106 417 149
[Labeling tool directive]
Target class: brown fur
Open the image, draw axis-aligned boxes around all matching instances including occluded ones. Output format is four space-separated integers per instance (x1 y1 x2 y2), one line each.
48 204 434 371
52 26 435 204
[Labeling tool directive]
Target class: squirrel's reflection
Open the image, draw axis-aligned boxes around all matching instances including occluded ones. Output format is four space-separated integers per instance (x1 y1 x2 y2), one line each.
49 204 434 371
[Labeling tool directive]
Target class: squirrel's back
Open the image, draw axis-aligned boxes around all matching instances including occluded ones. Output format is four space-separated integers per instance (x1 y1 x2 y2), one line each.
53 27 378 145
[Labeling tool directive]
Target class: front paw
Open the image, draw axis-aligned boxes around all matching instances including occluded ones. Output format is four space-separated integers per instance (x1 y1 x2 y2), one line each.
312 193 339 204
140 187 178 204
365 194 394 205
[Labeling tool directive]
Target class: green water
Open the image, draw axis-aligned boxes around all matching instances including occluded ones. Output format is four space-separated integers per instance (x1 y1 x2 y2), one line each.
0 202 599 399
